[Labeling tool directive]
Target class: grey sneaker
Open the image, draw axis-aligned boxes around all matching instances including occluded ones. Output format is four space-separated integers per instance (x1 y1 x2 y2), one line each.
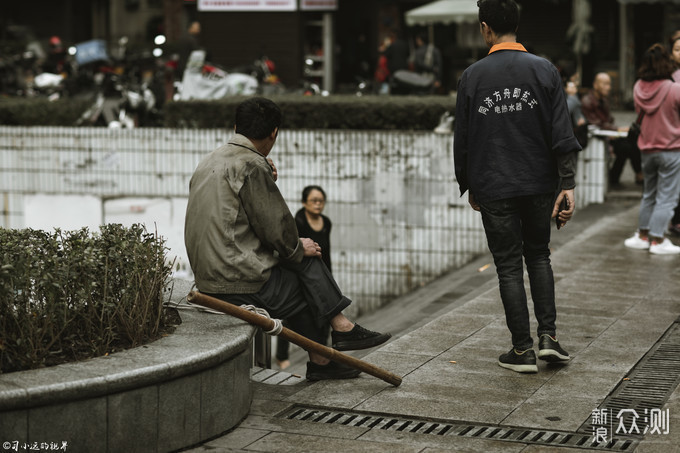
538 334 570 362
498 348 538 373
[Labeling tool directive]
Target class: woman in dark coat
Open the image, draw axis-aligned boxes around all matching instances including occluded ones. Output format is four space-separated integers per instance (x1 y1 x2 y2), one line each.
276 185 333 369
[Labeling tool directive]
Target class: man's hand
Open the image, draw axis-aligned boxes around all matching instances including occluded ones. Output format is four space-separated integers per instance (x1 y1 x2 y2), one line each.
468 192 480 211
266 157 278 181
552 189 575 228
301 237 322 257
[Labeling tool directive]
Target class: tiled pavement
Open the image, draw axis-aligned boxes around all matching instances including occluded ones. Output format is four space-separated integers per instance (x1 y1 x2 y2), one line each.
186 180 680 452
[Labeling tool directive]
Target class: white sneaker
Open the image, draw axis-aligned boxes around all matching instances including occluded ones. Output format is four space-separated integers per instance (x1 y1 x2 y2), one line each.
649 238 680 255
624 232 650 250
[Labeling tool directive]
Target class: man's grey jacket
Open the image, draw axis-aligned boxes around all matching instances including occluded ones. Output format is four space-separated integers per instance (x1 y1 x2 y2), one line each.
184 134 303 294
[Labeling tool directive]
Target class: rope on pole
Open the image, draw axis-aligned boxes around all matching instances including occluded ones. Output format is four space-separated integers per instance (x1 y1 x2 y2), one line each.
187 291 402 387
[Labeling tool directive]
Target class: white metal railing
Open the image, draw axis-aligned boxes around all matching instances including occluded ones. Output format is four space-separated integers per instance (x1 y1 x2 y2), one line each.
0 126 606 314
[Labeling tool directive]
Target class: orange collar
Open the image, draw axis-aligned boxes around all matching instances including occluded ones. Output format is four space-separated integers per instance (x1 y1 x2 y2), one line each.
488 42 527 55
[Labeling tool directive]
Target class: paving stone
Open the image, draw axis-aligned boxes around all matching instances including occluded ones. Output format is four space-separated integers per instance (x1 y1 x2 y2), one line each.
249 398 296 417
186 198 680 452
244 431 423 452
358 428 527 452
238 414 369 439
353 381 526 424
403 351 551 396
358 351 438 378
200 427 270 450
286 375 392 408
501 394 600 432
378 329 472 357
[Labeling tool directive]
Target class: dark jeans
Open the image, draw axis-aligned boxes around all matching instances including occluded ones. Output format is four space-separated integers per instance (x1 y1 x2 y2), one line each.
673 201 680 225
610 138 642 184
205 257 349 346
479 192 557 351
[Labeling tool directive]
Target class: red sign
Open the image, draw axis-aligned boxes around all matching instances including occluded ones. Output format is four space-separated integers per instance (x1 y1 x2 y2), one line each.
300 0 337 10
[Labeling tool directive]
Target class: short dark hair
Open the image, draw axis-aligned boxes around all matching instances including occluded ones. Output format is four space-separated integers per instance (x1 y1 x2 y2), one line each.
302 185 326 202
235 97 282 140
478 0 520 36
637 43 675 81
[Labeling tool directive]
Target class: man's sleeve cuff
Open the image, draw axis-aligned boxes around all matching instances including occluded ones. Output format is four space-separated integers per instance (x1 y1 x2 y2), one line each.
561 178 576 190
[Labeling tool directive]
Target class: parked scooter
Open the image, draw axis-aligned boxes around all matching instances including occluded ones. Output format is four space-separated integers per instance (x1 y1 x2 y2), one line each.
72 37 161 128
178 50 258 100
391 69 435 95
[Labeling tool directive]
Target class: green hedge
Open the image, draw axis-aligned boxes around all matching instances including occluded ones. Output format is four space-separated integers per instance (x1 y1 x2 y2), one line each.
163 95 456 130
0 95 456 130
0 224 174 373
0 98 91 126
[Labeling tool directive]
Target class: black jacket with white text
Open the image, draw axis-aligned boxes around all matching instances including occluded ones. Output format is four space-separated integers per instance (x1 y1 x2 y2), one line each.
454 43 581 203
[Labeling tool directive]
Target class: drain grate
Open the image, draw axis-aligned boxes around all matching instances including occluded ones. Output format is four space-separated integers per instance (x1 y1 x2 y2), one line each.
280 406 636 451
274 319 680 451
579 318 680 437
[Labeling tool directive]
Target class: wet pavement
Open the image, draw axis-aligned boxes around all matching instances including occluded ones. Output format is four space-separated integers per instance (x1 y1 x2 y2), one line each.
184 160 680 452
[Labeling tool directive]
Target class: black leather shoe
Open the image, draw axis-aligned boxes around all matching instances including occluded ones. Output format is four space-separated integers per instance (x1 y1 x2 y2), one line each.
538 334 570 362
498 348 538 373
331 324 391 351
306 360 361 381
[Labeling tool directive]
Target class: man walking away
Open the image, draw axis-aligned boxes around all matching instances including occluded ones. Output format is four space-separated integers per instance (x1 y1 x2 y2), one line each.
454 0 581 373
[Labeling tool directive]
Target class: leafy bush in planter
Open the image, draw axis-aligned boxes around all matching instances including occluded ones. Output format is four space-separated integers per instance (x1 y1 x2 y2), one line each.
0 224 174 373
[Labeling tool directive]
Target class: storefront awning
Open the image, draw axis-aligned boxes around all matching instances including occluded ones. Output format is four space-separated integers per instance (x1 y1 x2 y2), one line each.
405 0 480 27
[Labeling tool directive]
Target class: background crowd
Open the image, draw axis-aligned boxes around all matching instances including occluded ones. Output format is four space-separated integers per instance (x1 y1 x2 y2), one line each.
564 32 680 255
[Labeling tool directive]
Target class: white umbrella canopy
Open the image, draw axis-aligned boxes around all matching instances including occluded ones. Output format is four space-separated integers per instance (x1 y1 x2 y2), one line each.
405 0 480 27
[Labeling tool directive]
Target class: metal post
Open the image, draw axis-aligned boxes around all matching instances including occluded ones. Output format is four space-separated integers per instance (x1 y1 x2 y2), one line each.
253 329 272 369
619 2 631 104
322 12 334 93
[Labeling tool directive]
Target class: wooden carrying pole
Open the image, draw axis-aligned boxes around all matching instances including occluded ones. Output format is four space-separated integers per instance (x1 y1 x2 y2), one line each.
187 291 402 387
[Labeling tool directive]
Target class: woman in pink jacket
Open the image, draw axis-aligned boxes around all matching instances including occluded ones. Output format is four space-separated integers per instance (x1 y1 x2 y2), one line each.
668 32 680 235
624 43 680 254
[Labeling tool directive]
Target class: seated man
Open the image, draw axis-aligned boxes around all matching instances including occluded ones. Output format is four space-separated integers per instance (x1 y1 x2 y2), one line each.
184 97 390 381
581 72 643 186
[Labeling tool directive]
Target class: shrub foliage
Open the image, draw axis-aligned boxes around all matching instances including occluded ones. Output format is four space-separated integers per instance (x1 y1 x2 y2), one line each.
0 95 456 130
0 224 173 373
0 98 91 126
162 95 456 130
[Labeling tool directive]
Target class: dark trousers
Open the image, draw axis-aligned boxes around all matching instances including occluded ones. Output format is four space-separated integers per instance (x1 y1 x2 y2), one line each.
610 138 642 184
673 202 680 225
479 193 558 351
206 257 349 347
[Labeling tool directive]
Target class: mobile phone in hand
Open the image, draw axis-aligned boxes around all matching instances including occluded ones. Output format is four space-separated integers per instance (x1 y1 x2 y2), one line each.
556 197 569 229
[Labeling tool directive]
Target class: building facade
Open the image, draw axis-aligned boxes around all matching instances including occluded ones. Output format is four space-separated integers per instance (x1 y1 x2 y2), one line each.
2 0 680 100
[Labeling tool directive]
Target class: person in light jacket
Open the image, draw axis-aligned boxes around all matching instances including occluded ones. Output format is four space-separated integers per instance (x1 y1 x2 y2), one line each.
624 43 680 255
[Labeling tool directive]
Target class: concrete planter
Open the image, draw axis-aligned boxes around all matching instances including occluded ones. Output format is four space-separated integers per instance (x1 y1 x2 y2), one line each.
0 281 254 452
